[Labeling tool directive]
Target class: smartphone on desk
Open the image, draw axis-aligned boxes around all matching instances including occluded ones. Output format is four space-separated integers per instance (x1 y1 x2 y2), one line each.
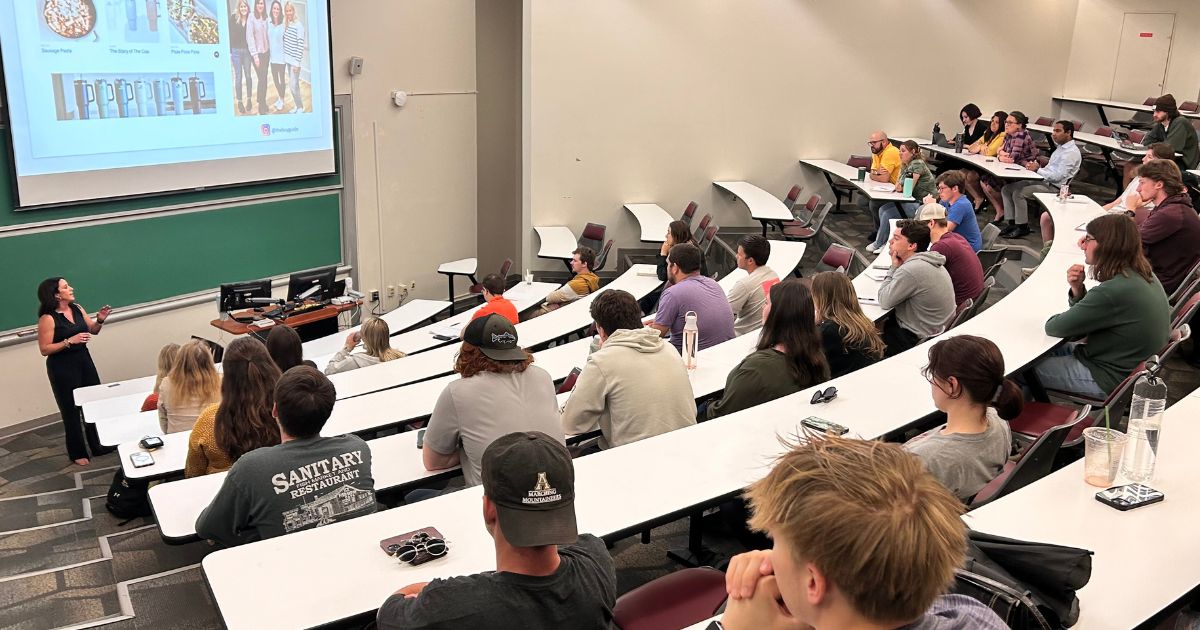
129 451 155 468
1096 484 1164 511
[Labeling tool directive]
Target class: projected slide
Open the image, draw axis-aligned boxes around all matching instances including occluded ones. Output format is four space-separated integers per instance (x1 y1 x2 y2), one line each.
0 0 334 207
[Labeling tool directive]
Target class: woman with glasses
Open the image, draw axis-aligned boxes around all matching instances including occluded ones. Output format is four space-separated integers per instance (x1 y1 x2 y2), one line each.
866 140 937 254
963 110 1007 209
703 279 829 420
980 111 1038 225
1032 214 1169 398
903 335 1019 501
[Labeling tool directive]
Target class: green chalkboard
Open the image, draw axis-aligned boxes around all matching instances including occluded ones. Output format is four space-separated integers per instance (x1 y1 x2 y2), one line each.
0 110 346 333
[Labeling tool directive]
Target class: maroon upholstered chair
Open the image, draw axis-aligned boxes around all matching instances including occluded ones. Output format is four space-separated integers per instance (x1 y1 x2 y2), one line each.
680 201 698 225
970 416 1078 508
819 243 854 273
612 567 727 630
782 201 832 241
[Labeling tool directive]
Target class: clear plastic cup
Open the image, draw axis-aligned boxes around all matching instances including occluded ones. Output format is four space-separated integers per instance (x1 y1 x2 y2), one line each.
1083 427 1128 487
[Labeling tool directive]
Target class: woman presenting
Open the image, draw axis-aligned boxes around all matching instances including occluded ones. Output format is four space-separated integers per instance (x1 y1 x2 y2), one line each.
37 277 111 465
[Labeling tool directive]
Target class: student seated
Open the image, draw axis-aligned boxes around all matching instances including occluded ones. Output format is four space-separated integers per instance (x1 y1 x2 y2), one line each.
928 170 983 252
377 432 616 629
195 366 376 547
866 140 936 254
266 325 317 373
963 110 1007 209
529 247 600 318
471 273 519 324
324 317 405 375
727 235 779 336
980 111 1038 226
141 343 180 412
185 337 282 477
1130 159 1200 295
561 290 695 449
158 339 222 434
810 271 885 378
704 279 829 420
639 220 707 314
423 314 563 487
999 120 1081 239
720 435 1006 630
903 335 1019 501
1033 214 1169 398
650 242 736 352
914 202 984 306
959 103 988 146
877 220 956 356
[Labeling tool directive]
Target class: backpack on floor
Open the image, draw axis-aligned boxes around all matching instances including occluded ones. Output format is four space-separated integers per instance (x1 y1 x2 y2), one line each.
105 469 151 522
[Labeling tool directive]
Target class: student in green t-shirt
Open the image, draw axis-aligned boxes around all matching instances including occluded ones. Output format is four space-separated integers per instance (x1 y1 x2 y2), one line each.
867 140 936 253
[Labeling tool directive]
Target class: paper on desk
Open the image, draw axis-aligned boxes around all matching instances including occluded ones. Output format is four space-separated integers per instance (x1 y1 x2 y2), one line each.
864 268 890 281
871 184 897 192
430 322 464 338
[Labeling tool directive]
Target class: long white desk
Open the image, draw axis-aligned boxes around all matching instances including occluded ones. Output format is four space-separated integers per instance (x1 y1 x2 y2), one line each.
896 138 1044 181
799 159 915 202
96 410 160 447
1054 95 1200 125
201 194 1108 630
1028 123 1150 156
533 225 579 260
715 240 806 292
713 181 794 236
301 299 451 359
73 374 156 407
624 203 675 243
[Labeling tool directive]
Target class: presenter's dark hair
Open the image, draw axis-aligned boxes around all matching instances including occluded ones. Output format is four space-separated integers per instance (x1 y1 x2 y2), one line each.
274 366 335 438
215 337 283 462
37 277 66 317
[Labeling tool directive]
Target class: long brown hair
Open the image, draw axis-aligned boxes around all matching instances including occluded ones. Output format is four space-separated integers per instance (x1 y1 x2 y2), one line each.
214 337 282 461
361 317 404 362
266 325 305 372
453 343 533 379
810 272 886 359
759 279 830 385
1086 214 1155 283
168 340 221 407
922 335 1023 420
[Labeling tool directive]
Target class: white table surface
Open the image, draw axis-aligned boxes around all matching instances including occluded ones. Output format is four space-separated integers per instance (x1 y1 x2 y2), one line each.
1027 123 1151 156
967 395 1200 630
716 241 806 293
1055 95 1200 120
120 430 190 479
713 181 794 221
799 159 915 201
685 616 720 630
301 299 451 359
82 391 147 424
624 203 676 242
1189 169 1199 179
896 138 1044 181
73 374 156 407
96 410 160 447
384 282 559 356
533 226 579 260
435 258 477 276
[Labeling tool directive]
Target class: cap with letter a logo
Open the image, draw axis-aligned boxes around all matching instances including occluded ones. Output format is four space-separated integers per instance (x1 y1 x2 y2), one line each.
462 313 527 361
481 431 577 547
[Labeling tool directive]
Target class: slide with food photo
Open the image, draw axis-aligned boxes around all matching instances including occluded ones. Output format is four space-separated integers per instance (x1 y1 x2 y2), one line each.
0 0 333 206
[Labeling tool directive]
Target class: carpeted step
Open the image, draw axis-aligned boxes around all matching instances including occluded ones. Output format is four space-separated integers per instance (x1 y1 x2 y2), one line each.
0 519 105 580
0 561 124 630
0 491 91 533
104 524 212 584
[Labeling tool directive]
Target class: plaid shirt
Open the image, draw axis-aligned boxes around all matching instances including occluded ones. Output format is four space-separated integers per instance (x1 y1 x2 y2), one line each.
1001 129 1039 165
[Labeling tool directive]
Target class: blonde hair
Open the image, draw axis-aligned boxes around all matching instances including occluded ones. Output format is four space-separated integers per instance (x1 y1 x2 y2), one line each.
153 343 181 394
811 272 886 359
747 436 966 624
167 340 221 408
360 318 404 362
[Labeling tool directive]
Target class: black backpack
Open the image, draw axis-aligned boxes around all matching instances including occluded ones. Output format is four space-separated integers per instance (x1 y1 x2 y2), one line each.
105 469 152 522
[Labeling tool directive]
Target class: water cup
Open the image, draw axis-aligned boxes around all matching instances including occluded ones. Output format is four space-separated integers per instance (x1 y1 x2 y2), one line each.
524 269 533 285
856 167 867 182
1082 427 1128 487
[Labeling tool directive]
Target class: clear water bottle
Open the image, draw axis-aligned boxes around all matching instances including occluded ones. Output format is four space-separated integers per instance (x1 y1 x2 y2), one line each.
681 311 699 371
1057 182 1070 204
1122 360 1167 482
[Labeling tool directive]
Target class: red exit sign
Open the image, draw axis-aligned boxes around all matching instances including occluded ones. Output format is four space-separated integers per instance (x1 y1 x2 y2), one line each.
1140 32 1154 37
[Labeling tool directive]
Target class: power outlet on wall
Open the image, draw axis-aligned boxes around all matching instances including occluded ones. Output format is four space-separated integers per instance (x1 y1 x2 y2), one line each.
386 285 396 298
370 289 380 302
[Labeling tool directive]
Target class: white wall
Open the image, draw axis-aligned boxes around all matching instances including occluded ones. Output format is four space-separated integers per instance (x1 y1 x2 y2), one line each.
522 0 1081 269
1064 0 1200 102
0 0 478 432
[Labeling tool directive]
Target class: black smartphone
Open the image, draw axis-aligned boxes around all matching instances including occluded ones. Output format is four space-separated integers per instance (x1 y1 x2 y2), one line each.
416 429 426 449
1095 483 1164 511
130 451 155 468
139 436 164 450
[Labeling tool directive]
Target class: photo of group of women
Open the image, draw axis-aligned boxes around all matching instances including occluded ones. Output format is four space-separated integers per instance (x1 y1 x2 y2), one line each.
226 0 309 116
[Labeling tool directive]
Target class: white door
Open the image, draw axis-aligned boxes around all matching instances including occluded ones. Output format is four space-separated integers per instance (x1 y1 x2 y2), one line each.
1110 13 1175 103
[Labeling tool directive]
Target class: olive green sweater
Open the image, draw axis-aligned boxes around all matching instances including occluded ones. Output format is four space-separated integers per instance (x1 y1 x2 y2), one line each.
706 348 823 420
1044 272 1169 393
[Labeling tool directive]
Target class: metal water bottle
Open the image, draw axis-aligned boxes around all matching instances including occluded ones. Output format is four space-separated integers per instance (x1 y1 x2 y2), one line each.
681 311 699 371
1121 357 1168 483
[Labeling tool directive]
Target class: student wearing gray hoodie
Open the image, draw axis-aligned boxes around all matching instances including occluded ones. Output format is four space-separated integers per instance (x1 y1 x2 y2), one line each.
877 220 956 356
561 290 695 449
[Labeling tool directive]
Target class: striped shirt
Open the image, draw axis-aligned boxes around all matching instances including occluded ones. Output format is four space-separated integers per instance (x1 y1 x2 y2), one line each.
283 21 306 66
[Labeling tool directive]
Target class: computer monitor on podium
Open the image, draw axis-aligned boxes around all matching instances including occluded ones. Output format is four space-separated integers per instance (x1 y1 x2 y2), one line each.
219 279 272 313
287 265 338 302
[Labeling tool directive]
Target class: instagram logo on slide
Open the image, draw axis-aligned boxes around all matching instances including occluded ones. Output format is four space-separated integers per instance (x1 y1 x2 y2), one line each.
260 124 271 136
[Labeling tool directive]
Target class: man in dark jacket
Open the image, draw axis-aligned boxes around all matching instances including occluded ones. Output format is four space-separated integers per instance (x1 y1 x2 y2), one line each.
1133 159 1200 295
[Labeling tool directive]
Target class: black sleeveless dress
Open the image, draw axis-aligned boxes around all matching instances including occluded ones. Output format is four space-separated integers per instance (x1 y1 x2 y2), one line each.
45 303 103 460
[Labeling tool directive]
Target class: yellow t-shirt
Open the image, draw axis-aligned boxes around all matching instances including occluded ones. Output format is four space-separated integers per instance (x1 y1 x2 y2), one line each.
872 144 903 184
972 132 1005 157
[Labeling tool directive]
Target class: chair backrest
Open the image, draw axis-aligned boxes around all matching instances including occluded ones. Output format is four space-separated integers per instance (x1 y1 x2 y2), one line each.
947 298 974 330
1143 97 1158 106
1181 100 1199 113
1035 116 1053 126
966 277 994 319
983 259 1004 281
806 201 834 236
980 223 1002 250
693 214 712 241
847 154 871 169
556 367 582 395
784 185 803 210
1168 259 1200 304
1129 129 1148 143
970 417 1077 508
805 194 822 212
498 258 513 280
593 239 615 272
580 222 606 242
1095 126 1114 138
700 226 719 255
680 201 698 224
820 243 854 271
1071 120 1084 132
1171 279 1200 324
612 567 728 630
976 247 1006 272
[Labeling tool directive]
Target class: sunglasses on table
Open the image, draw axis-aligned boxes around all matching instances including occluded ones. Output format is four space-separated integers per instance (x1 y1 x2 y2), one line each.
385 532 449 564
810 386 838 404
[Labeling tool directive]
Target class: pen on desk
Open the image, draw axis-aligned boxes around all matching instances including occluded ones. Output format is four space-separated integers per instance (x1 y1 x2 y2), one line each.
858 296 879 304
1004 167 1021 171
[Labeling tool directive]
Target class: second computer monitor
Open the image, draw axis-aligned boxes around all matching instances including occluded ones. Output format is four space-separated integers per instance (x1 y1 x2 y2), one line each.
287 265 338 302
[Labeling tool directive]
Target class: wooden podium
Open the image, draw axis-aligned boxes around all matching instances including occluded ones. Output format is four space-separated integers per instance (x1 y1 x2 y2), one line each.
211 300 361 341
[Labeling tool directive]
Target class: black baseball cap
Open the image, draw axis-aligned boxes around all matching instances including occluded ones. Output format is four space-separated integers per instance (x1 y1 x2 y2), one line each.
462 313 527 361
481 431 577 548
